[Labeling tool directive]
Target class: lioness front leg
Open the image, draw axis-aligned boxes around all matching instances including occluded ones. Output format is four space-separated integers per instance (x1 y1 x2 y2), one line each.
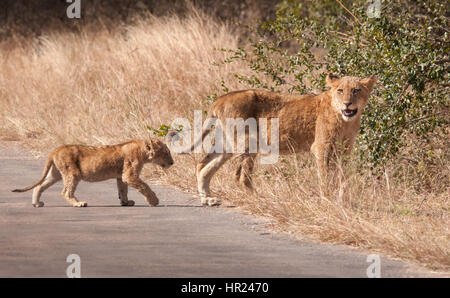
117 178 135 206
311 142 331 190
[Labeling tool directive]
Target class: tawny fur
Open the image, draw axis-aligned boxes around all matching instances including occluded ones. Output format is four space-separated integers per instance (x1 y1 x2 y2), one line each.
12 139 174 207
193 73 377 206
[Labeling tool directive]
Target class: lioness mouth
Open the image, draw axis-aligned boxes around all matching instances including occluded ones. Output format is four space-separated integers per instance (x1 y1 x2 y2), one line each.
342 109 358 117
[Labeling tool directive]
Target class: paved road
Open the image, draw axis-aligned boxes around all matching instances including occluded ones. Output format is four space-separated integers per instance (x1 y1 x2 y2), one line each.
0 143 437 277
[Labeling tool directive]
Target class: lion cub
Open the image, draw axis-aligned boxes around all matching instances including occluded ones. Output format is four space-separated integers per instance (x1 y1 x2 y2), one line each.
12 139 174 207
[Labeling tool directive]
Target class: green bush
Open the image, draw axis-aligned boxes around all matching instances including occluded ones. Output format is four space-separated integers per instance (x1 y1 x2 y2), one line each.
222 0 448 168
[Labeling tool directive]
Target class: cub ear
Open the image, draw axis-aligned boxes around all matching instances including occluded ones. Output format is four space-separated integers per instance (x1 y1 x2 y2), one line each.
146 142 153 152
149 139 163 150
146 140 157 158
361 75 377 93
146 139 158 150
326 73 340 87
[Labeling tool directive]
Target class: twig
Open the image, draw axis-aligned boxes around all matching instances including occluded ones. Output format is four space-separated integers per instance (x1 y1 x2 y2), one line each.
384 111 447 131
434 59 450 64
396 83 410 104
335 0 363 26
404 112 446 125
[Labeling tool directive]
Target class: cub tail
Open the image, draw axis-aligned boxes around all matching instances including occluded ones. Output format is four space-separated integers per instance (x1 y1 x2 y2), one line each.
11 154 54 192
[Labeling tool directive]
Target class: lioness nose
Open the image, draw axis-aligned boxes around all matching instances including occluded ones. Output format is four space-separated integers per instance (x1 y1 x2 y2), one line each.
344 102 352 108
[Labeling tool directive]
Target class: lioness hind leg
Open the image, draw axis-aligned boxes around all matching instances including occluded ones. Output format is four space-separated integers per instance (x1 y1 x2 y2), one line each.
61 175 87 207
233 154 255 193
117 178 134 206
32 165 62 207
197 153 233 206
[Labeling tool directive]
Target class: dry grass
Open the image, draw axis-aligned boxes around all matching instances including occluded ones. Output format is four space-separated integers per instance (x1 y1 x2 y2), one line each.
0 10 249 148
0 10 448 271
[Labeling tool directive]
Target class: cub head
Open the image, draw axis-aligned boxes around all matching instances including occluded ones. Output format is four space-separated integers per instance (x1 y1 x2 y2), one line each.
145 139 174 169
326 73 377 122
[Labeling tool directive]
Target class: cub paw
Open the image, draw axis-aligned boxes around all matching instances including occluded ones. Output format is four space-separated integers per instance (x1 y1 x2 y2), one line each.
33 202 45 208
147 200 159 207
121 200 135 206
146 196 159 206
73 201 88 207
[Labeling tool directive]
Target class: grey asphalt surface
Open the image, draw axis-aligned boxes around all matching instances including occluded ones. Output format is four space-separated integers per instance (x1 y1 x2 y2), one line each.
0 143 438 277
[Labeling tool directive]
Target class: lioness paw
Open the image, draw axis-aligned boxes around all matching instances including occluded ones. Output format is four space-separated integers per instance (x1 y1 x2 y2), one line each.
208 197 221 206
201 196 221 207
200 196 208 206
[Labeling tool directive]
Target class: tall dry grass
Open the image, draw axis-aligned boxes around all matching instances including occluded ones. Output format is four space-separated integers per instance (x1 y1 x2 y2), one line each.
0 10 249 147
0 10 448 270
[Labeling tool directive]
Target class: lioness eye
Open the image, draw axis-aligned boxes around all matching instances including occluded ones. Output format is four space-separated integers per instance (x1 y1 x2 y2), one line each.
337 89 344 94
353 89 361 94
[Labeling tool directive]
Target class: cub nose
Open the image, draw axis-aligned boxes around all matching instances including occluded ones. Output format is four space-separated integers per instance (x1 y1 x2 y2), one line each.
344 102 352 108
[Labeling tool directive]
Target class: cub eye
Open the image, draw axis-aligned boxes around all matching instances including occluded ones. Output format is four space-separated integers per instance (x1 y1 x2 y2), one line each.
352 89 361 94
337 89 344 94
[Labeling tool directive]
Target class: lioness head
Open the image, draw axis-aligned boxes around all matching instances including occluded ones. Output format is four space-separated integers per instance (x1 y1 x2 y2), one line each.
327 73 377 122
145 139 174 169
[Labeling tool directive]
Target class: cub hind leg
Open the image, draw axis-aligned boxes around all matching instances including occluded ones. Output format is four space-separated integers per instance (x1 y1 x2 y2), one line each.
61 174 86 207
32 165 62 207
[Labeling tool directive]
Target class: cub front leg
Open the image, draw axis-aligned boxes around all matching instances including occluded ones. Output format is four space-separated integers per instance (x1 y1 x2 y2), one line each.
116 178 134 206
122 160 159 206
124 176 159 206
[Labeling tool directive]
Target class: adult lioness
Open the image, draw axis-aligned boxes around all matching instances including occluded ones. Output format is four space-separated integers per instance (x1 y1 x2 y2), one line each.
12 139 174 207
192 73 376 206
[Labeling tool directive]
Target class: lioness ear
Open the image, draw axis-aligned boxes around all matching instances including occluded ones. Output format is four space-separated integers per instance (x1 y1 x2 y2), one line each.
326 73 340 87
361 75 377 93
